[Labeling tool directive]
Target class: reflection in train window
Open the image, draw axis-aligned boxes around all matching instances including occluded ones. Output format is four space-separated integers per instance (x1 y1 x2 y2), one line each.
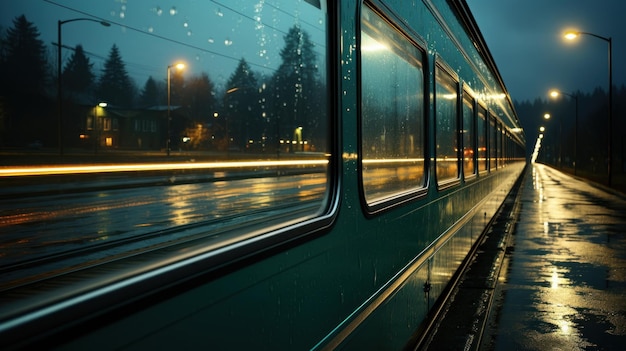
0 0 329 294
498 123 503 168
477 105 488 172
462 91 476 177
490 116 497 170
435 65 459 184
360 6 425 204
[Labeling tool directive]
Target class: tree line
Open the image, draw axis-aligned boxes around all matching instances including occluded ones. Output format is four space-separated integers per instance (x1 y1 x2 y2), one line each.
515 85 626 176
0 15 327 153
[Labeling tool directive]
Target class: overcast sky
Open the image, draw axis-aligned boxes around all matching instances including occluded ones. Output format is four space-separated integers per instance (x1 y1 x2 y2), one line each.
0 0 326 90
466 0 626 102
1 1 623 103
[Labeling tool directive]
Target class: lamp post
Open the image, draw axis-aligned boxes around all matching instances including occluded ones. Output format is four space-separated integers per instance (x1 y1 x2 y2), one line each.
167 62 185 156
57 18 110 156
564 30 613 185
550 90 579 175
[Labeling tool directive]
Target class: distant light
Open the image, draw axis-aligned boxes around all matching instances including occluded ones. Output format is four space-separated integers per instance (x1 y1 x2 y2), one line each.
564 31 579 40
544 113 551 120
174 63 185 70
98 102 108 107
540 126 545 132
549 90 559 98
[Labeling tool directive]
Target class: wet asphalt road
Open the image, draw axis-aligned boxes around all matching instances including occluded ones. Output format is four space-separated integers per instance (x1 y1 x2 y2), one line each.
484 164 626 350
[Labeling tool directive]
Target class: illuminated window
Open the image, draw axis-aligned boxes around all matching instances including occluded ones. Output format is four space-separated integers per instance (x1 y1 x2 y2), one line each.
435 65 460 185
0 0 330 316
477 105 488 172
490 116 497 170
462 92 476 177
360 5 426 205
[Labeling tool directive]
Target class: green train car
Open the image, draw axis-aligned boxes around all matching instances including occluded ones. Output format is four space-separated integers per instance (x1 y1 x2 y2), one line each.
0 0 525 349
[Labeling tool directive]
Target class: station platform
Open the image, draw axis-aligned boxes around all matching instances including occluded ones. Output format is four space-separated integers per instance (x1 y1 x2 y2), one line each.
422 163 626 350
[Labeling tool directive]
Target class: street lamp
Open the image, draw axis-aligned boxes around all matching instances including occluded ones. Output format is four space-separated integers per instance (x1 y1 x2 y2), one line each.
167 62 185 156
550 89 579 175
57 18 110 155
564 30 613 185
94 102 107 154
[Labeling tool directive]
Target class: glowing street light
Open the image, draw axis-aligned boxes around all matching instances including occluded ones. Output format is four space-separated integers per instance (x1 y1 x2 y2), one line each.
564 29 613 185
57 18 110 155
544 113 551 120
550 89 579 175
167 62 185 156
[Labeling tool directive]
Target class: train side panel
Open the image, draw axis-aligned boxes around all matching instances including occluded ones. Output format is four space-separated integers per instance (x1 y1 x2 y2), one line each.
57 0 525 350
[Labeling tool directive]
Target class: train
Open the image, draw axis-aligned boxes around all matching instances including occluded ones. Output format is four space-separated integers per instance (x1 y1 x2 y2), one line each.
0 0 525 349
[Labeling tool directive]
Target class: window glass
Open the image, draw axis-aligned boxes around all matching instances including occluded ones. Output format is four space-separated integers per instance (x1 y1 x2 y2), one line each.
490 116 497 170
435 66 459 184
0 0 328 292
498 124 503 168
462 93 475 177
361 6 425 204
477 105 488 172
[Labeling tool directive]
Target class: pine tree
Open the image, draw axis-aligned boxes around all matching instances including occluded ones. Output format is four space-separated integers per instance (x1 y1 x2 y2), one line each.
98 44 135 106
62 44 96 101
271 25 322 152
140 76 162 107
184 72 216 121
225 58 260 150
1 15 48 95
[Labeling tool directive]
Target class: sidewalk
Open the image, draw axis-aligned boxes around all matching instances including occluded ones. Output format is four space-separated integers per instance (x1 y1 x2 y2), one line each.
481 163 626 350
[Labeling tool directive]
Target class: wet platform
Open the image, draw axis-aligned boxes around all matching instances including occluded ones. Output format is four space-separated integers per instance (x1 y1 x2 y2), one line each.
422 163 626 350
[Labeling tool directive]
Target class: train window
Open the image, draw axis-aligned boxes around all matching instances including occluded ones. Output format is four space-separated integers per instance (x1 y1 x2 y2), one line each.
490 115 497 170
0 0 329 308
477 105 488 172
360 6 426 204
462 91 476 177
498 124 504 168
435 65 460 185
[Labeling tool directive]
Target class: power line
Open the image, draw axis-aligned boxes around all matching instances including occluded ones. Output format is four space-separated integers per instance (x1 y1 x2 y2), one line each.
43 0 280 73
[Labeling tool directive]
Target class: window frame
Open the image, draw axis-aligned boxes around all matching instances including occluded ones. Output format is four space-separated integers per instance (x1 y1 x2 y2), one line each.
0 1 339 345
489 113 497 171
434 60 461 189
461 87 477 180
358 3 429 214
477 103 488 174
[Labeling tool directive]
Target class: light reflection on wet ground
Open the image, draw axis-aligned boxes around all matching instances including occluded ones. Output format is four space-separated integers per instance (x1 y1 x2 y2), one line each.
490 164 626 350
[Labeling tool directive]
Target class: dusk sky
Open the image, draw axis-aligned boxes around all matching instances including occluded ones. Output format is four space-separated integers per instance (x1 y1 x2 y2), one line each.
0 0 327 91
1 1 624 103
466 0 626 102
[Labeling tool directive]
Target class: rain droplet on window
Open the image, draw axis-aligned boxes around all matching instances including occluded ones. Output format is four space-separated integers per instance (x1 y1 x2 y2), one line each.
216 8 224 17
155 7 163 16
170 7 177 16
224 38 233 46
148 26 154 33
207 37 215 44
187 30 192 36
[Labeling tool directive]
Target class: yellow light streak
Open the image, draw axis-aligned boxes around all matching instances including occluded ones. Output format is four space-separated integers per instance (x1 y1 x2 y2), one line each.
362 158 425 164
0 160 329 177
